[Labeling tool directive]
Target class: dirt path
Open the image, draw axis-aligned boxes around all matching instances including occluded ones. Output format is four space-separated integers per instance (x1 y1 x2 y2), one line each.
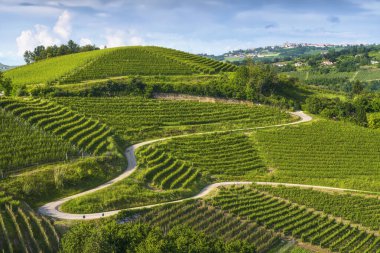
39 111 315 220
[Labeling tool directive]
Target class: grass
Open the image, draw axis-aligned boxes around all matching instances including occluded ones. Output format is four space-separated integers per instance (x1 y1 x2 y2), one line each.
60 177 195 213
0 156 125 208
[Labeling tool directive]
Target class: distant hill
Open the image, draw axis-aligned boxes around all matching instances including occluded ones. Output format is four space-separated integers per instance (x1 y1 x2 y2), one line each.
0 62 14 71
4 46 237 86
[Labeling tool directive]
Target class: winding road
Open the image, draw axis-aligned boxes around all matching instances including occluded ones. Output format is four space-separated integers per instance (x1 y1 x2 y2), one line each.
38 111 330 220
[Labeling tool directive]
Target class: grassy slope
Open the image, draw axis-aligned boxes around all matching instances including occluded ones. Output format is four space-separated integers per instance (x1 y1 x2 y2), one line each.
1 156 125 208
4 50 107 86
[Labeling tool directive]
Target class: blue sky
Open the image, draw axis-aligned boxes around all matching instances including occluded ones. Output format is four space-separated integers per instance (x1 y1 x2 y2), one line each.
1 0 380 65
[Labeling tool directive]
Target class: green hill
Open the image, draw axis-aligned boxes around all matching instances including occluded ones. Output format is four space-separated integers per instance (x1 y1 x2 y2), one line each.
5 46 237 86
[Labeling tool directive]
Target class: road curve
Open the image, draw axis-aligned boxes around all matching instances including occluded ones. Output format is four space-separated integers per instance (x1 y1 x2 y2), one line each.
39 111 314 220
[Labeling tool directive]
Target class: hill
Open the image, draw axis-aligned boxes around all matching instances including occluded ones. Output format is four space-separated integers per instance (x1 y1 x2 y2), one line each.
4 46 237 86
0 63 14 71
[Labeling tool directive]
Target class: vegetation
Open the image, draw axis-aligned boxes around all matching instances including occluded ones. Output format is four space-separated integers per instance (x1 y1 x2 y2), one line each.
60 220 256 253
0 193 60 252
23 40 99 64
0 107 77 174
0 156 124 207
211 186 380 252
55 96 293 143
155 132 267 180
136 146 201 190
251 185 380 231
254 120 380 191
138 200 278 252
5 46 236 86
0 97 120 156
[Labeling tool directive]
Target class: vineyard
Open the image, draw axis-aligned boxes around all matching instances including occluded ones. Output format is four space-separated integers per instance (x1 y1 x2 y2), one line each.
55 96 293 143
0 106 77 173
210 185 380 253
254 120 380 192
154 132 267 180
136 146 201 190
250 185 380 231
4 46 237 86
139 200 280 253
0 193 60 253
0 97 118 156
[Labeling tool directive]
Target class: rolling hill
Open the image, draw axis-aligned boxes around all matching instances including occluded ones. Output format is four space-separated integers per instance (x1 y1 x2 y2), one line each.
4 46 237 86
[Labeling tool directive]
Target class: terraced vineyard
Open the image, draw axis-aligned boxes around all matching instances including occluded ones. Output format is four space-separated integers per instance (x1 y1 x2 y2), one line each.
254 120 380 192
139 200 279 253
251 185 380 231
4 46 237 86
210 186 380 253
55 96 294 143
154 132 266 180
136 146 200 189
0 193 60 253
0 106 77 173
0 98 118 155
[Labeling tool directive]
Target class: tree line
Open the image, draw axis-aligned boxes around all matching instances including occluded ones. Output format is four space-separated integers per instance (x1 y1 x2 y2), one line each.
23 40 99 64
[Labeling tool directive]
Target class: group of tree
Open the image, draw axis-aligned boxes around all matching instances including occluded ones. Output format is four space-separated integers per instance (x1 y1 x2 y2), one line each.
60 221 256 253
23 40 99 64
303 87 380 127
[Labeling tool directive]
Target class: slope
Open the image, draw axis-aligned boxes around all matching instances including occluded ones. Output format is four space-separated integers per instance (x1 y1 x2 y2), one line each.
5 46 237 86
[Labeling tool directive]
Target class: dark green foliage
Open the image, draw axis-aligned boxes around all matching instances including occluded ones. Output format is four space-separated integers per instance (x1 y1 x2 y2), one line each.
60 221 256 253
0 71 12 96
24 40 99 63
304 96 367 125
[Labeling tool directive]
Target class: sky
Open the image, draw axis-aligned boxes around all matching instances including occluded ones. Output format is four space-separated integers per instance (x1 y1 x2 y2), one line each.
1 0 380 65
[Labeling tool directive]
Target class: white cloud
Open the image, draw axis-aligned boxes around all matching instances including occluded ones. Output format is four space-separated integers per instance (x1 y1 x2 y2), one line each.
15 10 73 55
16 25 60 55
53 10 72 40
105 29 145 48
105 30 125 47
79 38 93 46
129 36 144 45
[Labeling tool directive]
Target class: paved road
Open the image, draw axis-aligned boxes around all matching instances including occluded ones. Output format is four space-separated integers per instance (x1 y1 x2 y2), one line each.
39 111 317 220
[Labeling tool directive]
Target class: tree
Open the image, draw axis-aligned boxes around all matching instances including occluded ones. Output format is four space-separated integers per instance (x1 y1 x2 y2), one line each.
23 50 34 64
0 71 12 96
352 80 364 95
